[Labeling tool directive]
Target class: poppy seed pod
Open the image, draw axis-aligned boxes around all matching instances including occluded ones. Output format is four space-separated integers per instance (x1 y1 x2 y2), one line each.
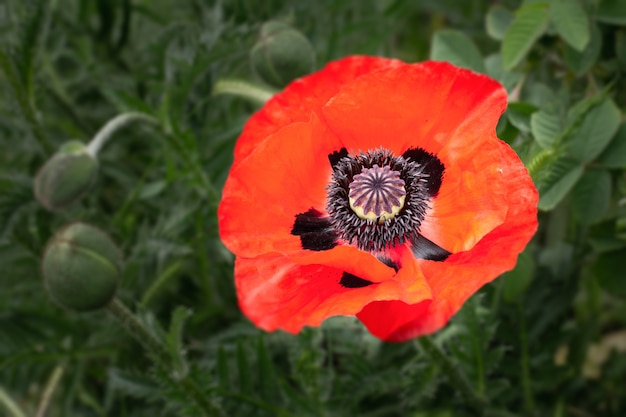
34 141 98 211
42 222 123 312
250 21 316 88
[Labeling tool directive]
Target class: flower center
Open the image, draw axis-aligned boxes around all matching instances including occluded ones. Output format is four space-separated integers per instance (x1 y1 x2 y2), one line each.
348 164 406 224
326 148 434 252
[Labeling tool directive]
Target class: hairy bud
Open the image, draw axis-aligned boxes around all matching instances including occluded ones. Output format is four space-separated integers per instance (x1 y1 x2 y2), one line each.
250 21 316 88
42 222 122 311
34 141 98 211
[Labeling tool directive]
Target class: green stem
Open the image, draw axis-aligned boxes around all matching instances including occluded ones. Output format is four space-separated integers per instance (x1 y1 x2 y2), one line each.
87 112 158 156
106 298 171 367
106 298 223 417
519 304 535 415
36 365 64 417
213 79 276 104
85 111 217 201
0 387 27 417
417 337 486 415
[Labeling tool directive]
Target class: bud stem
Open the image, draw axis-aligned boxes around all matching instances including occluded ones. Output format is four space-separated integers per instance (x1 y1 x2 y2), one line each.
106 298 224 417
213 79 276 104
87 112 158 156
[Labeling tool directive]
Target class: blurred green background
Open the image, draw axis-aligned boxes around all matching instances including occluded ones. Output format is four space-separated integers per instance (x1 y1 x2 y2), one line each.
1 0 626 416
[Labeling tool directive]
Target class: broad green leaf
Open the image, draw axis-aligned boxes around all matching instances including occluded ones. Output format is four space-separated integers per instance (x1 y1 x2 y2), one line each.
503 251 535 302
139 180 167 200
566 89 607 124
589 237 626 253
592 248 626 296
486 5 514 41
526 83 558 108
506 102 537 133
502 3 550 70
538 157 584 211
568 99 621 163
600 123 626 168
550 0 590 51
596 0 626 25
571 169 612 225
565 24 602 75
531 107 563 149
430 29 485 73
484 54 523 91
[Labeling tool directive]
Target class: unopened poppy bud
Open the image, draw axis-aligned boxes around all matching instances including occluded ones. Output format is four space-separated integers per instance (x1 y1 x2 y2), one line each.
34 141 98 211
42 222 123 312
250 21 316 88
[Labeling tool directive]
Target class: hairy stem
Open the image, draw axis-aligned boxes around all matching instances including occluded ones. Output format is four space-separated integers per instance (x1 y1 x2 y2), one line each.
86 112 158 156
417 336 486 415
213 79 276 104
106 298 223 416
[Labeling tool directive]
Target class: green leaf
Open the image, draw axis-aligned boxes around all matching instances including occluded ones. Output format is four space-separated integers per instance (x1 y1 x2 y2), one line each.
506 102 537 133
616 30 626 66
600 123 626 168
217 346 231 389
502 3 550 70
568 99 621 163
165 306 192 378
596 0 626 25
430 29 485 73
486 5 514 41
538 157 584 211
592 248 626 296
565 24 602 75
257 336 279 401
531 106 563 149
484 54 523 91
236 340 253 394
571 169 612 225
550 0 590 51
502 251 535 302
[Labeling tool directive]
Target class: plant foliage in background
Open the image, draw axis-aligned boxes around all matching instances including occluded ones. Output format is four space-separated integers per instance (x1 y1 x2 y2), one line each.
1 0 625 416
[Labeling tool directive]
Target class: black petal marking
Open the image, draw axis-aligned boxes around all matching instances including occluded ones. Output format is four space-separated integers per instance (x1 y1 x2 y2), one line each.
402 148 445 197
411 234 451 262
291 208 338 251
377 257 400 272
328 148 349 170
339 272 374 288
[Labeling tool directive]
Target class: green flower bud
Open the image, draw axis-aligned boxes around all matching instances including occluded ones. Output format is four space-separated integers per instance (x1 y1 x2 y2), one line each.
42 222 123 312
250 21 316 88
34 141 98 211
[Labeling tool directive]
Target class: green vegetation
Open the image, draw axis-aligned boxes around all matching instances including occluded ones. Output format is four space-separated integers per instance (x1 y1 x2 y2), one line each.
1 0 625 416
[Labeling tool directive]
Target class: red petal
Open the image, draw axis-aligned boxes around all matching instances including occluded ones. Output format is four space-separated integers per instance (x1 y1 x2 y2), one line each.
236 247 432 334
219 114 341 258
234 56 402 163
321 60 510 252
358 141 538 341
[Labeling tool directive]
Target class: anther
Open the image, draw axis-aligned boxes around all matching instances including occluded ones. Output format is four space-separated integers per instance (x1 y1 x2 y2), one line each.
348 164 406 224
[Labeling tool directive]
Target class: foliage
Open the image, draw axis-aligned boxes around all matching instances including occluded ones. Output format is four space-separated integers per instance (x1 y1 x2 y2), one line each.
1 0 625 416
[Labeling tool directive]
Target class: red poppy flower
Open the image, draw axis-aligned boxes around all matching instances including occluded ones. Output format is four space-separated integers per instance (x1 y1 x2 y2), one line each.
218 56 538 342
